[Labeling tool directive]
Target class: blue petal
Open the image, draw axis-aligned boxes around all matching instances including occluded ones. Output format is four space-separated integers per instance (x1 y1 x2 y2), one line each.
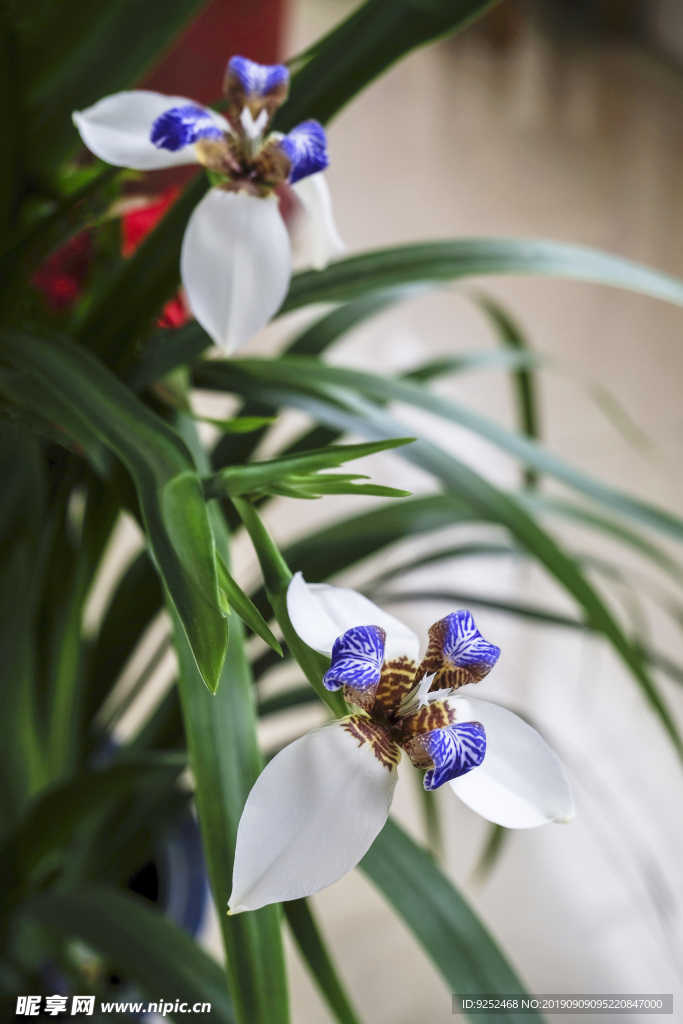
280 120 329 184
228 56 289 97
442 610 500 675
323 625 385 693
151 105 222 152
421 722 486 791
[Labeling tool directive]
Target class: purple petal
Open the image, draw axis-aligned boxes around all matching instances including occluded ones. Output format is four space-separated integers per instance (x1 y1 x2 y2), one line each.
227 56 289 97
420 722 486 791
442 610 501 675
323 625 386 693
151 105 222 152
280 120 329 184
420 610 501 690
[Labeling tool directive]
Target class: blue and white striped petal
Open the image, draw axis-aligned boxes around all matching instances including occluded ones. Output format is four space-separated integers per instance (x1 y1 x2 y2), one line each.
227 56 289 98
420 610 501 690
151 104 223 151
280 120 329 184
73 92 229 170
418 722 486 791
323 625 386 693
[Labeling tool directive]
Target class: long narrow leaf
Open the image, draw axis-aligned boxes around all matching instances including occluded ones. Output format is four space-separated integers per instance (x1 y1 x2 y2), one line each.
284 899 364 1024
282 238 683 313
26 883 235 1022
275 0 500 131
361 819 541 1024
0 330 227 692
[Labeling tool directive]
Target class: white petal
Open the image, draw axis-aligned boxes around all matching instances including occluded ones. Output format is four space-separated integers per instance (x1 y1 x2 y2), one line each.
73 91 228 170
287 572 420 662
181 190 291 353
229 719 398 911
291 172 345 270
447 697 574 828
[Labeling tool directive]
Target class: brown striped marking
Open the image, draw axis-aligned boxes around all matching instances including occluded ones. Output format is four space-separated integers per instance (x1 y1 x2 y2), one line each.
342 715 401 771
396 699 456 746
373 657 419 715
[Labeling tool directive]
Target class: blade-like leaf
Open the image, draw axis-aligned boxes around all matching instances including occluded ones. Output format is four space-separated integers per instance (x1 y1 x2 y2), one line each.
275 0 500 131
215 553 282 657
232 497 346 718
282 238 683 313
215 358 683 545
284 899 364 1024
0 330 227 692
360 819 540 1024
86 549 164 725
378 589 588 631
203 438 414 500
474 293 540 488
26 883 235 1022
0 754 184 911
17 0 208 172
172 415 289 1024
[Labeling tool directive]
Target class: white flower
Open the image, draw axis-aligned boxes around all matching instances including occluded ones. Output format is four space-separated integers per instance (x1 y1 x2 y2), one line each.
229 573 574 912
73 56 344 353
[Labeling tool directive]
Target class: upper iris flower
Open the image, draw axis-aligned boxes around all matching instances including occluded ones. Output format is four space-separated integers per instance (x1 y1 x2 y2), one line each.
73 56 344 353
229 573 574 913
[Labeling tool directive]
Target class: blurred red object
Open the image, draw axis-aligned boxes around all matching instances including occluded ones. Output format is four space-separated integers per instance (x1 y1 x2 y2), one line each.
120 187 181 257
34 0 287 317
32 232 93 311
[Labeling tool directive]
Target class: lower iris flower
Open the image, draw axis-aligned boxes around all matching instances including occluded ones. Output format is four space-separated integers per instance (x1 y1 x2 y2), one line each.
229 573 574 912
73 56 344 354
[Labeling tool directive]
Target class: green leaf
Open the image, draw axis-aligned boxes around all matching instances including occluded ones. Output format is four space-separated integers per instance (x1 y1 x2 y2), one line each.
86 549 164 725
0 754 184 911
258 685 318 718
282 238 683 313
0 330 227 692
203 438 414 500
380 589 588 631
25 883 235 1022
284 899 364 1024
360 819 540 1024
275 0 500 131
200 415 278 434
129 321 211 392
219 357 683 546
474 293 540 488
17 0 209 172
215 553 282 657
232 497 346 719
369 541 518 587
173 607 289 1024
171 416 289 1024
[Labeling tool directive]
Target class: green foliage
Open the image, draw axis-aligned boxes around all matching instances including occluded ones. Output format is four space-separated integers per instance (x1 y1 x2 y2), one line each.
2 0 683 1020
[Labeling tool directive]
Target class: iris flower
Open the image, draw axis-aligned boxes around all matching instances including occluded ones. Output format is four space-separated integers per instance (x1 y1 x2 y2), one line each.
73 56 344 353
229 573 574 912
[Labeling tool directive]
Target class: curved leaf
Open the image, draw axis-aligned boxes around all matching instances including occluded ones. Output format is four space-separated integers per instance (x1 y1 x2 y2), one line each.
275 0 500 131
0 330 227 692
361 819 541 1024
26 883 234 1022
282 238 683 313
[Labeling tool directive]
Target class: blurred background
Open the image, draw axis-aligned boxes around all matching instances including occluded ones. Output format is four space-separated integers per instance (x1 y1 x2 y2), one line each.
98 1 683 1021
